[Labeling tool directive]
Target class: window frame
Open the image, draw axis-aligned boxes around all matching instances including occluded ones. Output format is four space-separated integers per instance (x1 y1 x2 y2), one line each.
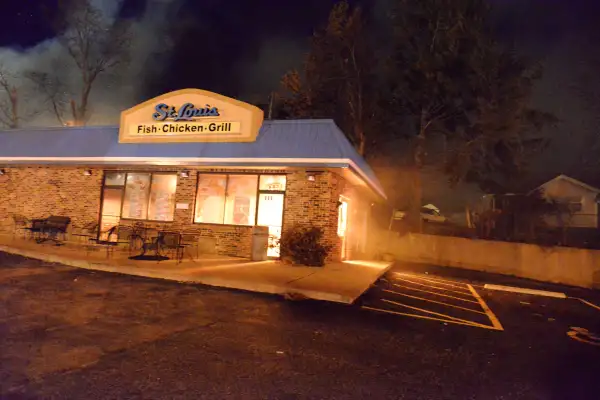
193 172 287 227
102 171 179 223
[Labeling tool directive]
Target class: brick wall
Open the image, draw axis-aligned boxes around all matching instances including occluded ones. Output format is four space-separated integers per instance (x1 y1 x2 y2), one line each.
0 166 103 231
282 170 347 262
0 165 353 261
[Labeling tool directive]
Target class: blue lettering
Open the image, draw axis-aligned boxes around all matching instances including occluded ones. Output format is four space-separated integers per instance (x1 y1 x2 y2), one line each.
155 103 221 121
152 103 169 121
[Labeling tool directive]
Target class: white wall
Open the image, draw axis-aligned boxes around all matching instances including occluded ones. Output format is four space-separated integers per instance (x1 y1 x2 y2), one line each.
540 178 598 228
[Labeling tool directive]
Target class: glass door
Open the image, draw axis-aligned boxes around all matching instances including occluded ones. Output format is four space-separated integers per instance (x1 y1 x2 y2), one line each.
99 187 124 241
99 172 126 242
257 193 285 257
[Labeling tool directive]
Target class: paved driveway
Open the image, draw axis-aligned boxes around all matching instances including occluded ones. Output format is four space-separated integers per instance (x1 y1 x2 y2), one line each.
1 253 599 399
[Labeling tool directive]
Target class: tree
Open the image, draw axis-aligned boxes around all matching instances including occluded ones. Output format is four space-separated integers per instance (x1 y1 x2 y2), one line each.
279 1 385 158
0 65 39 129
32 0 131 126
387 0 554 230
25 69 69 126
0 66 20 129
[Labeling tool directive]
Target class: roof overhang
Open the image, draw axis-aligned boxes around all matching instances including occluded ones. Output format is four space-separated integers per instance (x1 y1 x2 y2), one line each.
0 156 387 201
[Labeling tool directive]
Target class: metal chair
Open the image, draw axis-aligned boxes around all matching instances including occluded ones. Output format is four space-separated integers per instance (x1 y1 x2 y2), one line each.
181 233 199 262
156 231 184 263
12 214 31 239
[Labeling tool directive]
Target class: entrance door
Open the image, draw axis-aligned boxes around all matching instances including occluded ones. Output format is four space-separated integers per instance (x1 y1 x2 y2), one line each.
338 197 349 260
99 187 124 241
257 193 284 257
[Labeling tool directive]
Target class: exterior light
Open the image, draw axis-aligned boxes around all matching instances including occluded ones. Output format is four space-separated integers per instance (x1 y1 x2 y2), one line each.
180 170 190 178
84 170 92 176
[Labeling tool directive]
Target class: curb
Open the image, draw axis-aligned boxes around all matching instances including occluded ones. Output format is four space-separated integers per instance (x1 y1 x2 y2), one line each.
483 284 567 299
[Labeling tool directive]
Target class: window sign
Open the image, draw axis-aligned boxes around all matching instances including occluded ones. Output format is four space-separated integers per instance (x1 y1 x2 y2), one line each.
122 173 151 220
259 175 287 191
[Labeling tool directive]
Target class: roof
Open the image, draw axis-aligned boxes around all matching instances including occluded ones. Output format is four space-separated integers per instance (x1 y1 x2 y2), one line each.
534 174 600 194
0 119 385 200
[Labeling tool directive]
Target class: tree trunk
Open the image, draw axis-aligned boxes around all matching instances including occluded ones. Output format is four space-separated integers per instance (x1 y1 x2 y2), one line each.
9 87 18 129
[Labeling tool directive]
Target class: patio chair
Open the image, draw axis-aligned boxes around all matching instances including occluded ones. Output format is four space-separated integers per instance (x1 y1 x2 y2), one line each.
71 221 99 243
24 219 47 241
12 214 31 239
181 233 199 262
88 226 120 258
155 231 184 264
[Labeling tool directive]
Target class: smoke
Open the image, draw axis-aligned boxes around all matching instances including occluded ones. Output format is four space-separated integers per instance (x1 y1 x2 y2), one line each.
235 37 308 104
0 0 184 127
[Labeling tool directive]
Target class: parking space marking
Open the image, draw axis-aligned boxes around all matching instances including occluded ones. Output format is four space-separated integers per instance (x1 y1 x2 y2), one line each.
381 298 498 329
392 283 480 304
361 306 498 330
394 272 474 289
382 288 488 314
467 284 504 331
363 272 505 331
574 298 600 312
394 276 473 296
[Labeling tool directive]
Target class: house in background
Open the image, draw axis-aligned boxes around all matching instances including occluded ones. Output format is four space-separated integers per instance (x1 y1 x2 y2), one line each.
536 174 600 229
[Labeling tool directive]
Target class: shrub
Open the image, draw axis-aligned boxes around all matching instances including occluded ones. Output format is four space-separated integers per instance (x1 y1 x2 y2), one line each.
277 225 332 267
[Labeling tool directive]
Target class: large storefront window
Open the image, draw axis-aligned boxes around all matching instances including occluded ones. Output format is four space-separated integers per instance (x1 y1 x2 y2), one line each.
118 172 177 221
224 175 258 225
194 174 227 224
194 174 285 226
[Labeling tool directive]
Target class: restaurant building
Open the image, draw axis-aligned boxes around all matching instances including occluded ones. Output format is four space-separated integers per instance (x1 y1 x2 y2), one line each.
0 89 385 261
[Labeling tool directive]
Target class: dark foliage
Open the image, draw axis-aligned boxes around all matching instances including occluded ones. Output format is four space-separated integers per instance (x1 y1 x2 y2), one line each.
278 225 332 267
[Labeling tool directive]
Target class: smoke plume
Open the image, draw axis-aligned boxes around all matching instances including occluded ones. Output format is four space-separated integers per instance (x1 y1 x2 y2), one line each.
0 0 183 127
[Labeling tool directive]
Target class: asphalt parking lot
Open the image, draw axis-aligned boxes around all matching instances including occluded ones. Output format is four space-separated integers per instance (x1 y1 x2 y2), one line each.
1 252 599 399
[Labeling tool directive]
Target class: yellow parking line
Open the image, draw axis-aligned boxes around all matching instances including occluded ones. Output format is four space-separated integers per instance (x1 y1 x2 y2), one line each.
381 298 498 330
394 272 469 289
394 277 473 296
382 289 487 314
467 284 504 331
392 283 480 304
361 306 498 330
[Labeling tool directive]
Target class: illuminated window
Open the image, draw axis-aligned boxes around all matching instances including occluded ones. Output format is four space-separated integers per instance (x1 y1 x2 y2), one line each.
194 174 227 224
195 174 285 226
147 174 178 221
224 175 258 225
122 173 151 220
119 172 177 221
259 175 286 191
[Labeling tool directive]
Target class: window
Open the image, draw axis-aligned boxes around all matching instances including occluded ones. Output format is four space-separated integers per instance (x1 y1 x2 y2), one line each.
148 174 178 221
116 172 177 221
104 172 125 186
194 174 286 225
224 175 258 225
195 174 227 224
259 175 286 191
561 196 583 213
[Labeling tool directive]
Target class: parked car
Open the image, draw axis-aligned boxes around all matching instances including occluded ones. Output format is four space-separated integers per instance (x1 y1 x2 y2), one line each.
393 204 448 224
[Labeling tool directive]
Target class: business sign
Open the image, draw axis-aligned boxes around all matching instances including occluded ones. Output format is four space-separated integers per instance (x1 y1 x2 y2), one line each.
119 89 264 143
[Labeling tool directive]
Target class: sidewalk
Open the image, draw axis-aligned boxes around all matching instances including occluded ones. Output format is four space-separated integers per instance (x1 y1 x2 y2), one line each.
0 235 392 304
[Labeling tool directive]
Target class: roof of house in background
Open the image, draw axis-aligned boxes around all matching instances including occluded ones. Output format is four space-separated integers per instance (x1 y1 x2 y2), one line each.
0 119 385 200
535 174 600 193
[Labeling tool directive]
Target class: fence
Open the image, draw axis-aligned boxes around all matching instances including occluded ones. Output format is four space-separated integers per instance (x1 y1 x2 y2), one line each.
381 232 600 289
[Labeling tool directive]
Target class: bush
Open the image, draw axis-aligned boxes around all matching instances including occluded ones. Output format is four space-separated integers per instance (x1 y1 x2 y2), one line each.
277 225 332 267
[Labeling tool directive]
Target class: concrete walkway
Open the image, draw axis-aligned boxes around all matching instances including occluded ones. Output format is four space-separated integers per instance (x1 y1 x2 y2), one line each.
0 235 392 304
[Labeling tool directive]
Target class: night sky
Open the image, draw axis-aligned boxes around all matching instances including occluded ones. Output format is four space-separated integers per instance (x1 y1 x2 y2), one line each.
0 0 599 206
